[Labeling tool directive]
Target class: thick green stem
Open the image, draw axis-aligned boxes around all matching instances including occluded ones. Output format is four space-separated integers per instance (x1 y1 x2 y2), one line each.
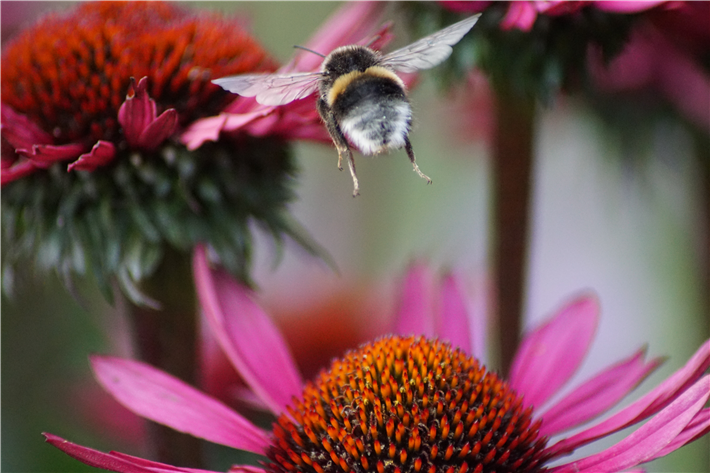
124 249 203 467
491 91 536 377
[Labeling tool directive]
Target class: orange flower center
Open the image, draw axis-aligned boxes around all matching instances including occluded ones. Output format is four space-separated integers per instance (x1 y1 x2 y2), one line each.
268 336 547 473
1 2 276 146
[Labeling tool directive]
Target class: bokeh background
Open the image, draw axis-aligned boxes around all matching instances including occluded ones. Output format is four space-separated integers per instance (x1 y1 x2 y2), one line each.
2 2 708 472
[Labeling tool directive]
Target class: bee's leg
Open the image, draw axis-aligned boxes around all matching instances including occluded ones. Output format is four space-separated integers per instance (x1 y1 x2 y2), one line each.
317 97 360 196
404 137 432 184
345 149 359 197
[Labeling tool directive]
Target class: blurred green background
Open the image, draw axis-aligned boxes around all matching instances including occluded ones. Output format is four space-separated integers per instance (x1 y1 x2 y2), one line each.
2 2 708 472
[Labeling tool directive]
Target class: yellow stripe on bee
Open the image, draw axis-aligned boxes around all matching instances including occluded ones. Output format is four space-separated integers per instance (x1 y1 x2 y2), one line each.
327 66 405 107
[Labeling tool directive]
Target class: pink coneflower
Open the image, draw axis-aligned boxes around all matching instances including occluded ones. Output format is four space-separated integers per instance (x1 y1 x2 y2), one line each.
440 1 675 31
1 2 390 303
45 249 709 472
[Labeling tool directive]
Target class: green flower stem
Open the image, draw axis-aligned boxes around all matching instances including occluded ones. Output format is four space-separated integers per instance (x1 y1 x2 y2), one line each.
697 136 710 328
491 90 536 377
123 248 203 467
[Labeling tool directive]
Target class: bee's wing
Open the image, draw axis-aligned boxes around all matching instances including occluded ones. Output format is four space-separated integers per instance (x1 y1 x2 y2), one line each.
380 14 480 73
212 71 322 106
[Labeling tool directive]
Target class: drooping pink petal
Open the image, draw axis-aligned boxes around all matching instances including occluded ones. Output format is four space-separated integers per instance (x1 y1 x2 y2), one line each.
1 159 37 184
139 108 178 150
1 103 53 149
68 140 116 172
43 433 216 473
546 338 710 458
551 375 710 473
538 347 663 436
193 246 303 415
650 407 710 460
594 1 672 13
91 355 270 454
437 273 472 353
501 2 539 31
118 77 155 144
182 115 227 150
393 263 436 339
509 295 599 410
118 76 176 150
16 142 86 167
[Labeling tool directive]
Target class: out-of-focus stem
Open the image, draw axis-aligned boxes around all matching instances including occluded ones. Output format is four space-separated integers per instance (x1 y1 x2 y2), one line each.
491 89 535 377
124 248 202 467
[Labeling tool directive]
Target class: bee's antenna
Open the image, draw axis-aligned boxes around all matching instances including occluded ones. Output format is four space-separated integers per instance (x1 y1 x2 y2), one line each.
293 45 326 58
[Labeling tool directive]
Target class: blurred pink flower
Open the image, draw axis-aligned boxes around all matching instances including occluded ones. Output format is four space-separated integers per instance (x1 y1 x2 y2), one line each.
182 2 401 151
45 248 709 472
589 2 710 130
441 1 676 31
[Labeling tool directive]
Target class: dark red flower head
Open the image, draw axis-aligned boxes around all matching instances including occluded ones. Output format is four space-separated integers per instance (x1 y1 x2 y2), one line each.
1 1 276 181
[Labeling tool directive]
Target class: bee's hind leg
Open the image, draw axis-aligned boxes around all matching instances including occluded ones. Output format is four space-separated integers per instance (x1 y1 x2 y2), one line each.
404 137 432 184
333 135 359 197
344 149 359 197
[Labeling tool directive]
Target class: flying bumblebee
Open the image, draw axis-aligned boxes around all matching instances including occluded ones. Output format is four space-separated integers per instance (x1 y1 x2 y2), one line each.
213 14 480 196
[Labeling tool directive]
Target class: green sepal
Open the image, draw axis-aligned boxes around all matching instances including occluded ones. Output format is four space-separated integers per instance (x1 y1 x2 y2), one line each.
2 135 324 306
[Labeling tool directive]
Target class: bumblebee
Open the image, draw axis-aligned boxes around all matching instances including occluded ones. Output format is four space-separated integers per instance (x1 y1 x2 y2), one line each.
213 14 480 196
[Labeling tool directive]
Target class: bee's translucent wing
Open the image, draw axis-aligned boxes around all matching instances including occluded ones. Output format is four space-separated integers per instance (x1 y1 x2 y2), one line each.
212 71 322 106
381 14 480 73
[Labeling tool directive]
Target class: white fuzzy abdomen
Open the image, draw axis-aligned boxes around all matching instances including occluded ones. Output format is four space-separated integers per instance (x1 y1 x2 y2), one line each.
339 99 411 155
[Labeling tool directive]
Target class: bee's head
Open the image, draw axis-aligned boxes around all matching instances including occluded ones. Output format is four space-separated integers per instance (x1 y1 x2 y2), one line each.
322 45 381 77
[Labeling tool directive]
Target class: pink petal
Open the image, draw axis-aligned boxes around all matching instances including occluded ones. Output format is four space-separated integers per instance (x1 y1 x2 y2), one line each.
193 246 303 415
1 103 53 149
229 466 268 473
43 433 216 473
68 140 116 172
546 338 710 458
538 347 663 436
501 2 539 31
91 355 270 454
393 263 436 339
118 77 157 148
1 159 37 185
437 273 472 353
182 115 229 151
650 407 710 460
139 108 178 150
16 142 86 167
509 295 599 409
551 375 710 473
440 1 492 14
594 1 671 13
537 1 592 15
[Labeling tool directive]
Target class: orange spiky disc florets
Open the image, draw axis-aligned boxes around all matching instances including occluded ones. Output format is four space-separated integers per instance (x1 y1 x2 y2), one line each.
268 336 548 473
1 2 276 146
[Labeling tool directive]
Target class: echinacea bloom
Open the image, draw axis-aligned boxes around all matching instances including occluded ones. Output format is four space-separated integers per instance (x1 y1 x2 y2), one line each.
45 250 710 472
440 1 674 31
0 2 387 301
1 1 290 300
